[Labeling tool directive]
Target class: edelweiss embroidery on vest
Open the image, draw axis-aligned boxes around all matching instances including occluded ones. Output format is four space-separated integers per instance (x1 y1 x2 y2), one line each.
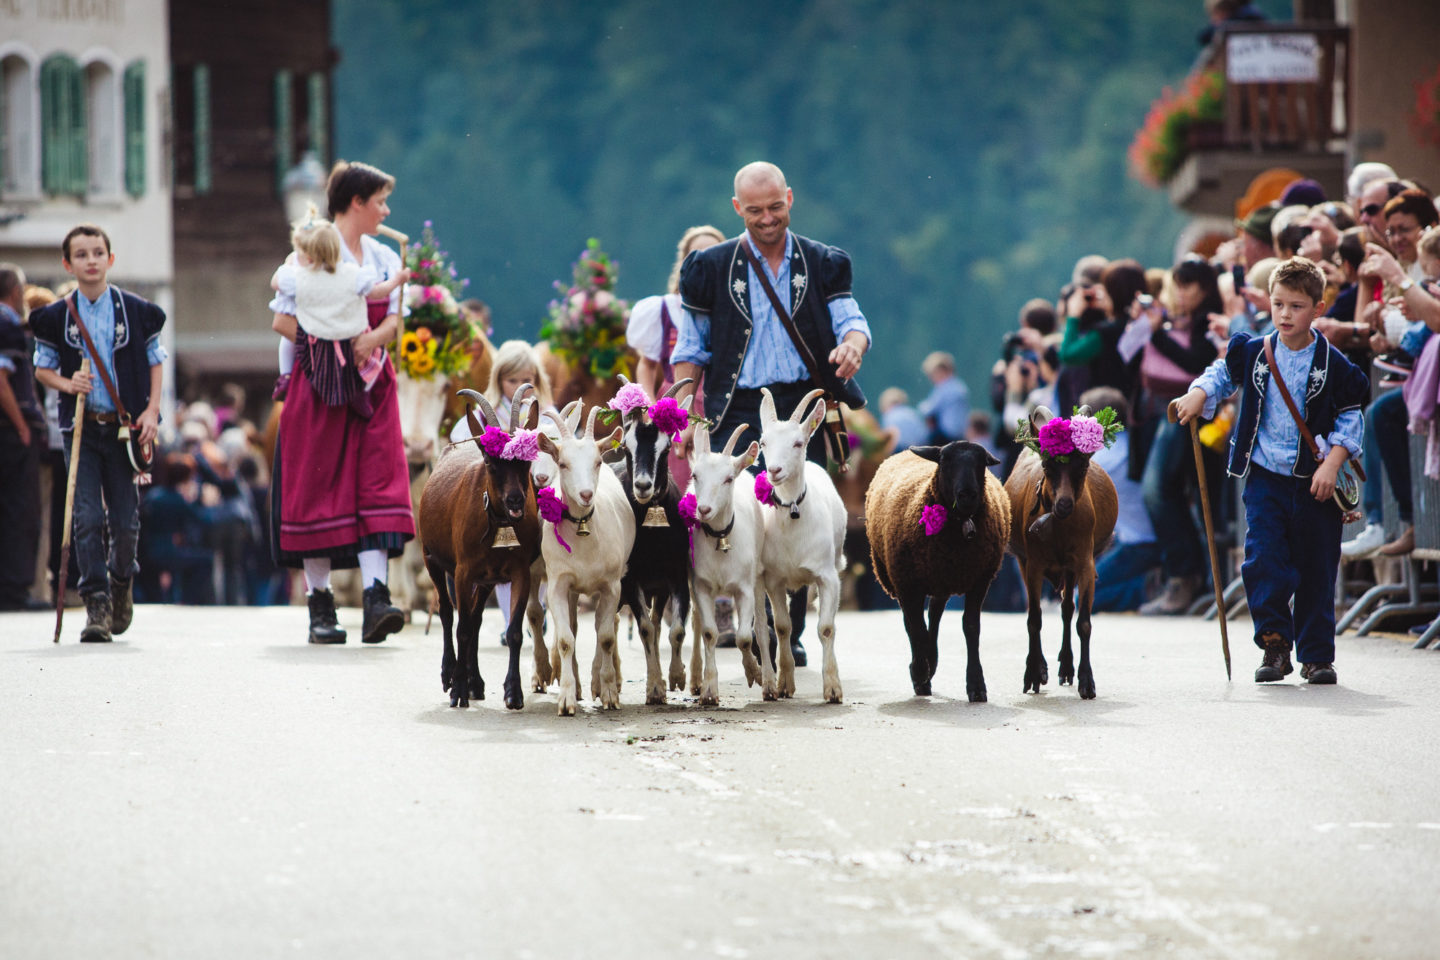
733 277 747 297
1251 352 1268 394
1306 363 1326 400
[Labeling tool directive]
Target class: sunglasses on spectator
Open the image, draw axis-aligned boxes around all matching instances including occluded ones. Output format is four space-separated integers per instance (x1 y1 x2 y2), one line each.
1360 203 1383 217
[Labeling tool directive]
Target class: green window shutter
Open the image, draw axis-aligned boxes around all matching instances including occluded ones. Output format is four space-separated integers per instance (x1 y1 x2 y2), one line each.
274 70 292 193
193 63 210 194
66 58 86 195
124 61 145 197
307 72 327 164
40 55 85 196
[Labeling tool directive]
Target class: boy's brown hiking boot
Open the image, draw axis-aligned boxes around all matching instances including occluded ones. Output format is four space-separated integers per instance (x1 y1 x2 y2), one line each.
1300 662 1337 684
1254 632 1293 682
80 591 113 643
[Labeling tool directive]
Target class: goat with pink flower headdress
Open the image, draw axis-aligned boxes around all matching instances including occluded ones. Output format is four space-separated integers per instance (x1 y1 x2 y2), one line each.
1005 404 1119 701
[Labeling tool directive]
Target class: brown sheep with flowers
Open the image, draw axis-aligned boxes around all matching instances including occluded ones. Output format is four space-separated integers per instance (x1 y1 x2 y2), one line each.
866 441 1011 703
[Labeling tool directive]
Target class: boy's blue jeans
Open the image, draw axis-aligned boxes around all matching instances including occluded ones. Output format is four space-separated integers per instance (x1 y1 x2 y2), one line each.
1241 465 1342 664
63 426 140 597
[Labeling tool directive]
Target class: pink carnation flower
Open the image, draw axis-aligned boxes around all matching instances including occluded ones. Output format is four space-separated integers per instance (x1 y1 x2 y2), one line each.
535 486 571 553
754 471 775 506
1037 417 1075 457
1069 415 1105 455
478 426 510 458
919 503 948 536
500 428 539 462
648 396 688 438
608 382 650 415
677 493 698 525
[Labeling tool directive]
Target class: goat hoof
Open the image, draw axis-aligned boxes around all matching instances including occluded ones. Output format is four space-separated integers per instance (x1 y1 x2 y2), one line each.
646 685 666 706
968 687 987 703
1058 666 1074 686
450 695 468 709
1079 672 1096 700
912 680 932 696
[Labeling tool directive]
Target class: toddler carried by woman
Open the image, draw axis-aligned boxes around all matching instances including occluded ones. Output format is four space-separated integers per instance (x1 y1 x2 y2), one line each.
269 204 408 417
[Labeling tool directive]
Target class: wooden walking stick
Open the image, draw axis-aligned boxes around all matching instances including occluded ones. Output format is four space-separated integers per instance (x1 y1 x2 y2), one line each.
375 223 410 340
1169 398 1231 680
53 358 90 644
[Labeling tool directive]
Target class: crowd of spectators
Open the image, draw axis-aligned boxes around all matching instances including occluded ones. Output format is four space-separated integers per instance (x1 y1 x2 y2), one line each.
877 159 1440 618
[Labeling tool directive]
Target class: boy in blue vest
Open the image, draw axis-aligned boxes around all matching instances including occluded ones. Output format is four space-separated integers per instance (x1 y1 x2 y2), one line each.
31 224 167 642
1174 256 1367 684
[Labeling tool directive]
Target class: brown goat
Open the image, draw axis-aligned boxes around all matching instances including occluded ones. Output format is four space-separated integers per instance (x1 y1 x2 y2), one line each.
1004 405 1118 700
418 385 542 709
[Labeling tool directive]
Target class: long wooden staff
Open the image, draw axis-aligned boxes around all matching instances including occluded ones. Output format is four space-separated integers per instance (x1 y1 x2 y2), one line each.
1169 398 1231 680
53 358 90 643
375 224 410 340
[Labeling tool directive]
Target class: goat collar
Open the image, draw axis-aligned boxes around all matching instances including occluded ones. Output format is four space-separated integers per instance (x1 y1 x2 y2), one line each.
773 485 807 520
563 503 595 528
699 512 736 545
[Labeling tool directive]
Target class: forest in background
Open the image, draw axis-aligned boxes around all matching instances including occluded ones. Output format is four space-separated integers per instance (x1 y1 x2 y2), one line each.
334 0 1289 404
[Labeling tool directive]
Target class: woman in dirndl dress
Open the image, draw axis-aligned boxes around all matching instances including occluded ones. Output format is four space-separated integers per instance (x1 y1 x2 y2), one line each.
270 160 414 645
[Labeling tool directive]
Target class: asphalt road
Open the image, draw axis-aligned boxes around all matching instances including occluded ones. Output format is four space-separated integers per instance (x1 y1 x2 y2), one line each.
2 604 1437 960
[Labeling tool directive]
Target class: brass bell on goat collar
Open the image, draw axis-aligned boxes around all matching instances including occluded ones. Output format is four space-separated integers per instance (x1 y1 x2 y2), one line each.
718 535 731 553
576 516 592 537
643 505 669 528
492 525 520 549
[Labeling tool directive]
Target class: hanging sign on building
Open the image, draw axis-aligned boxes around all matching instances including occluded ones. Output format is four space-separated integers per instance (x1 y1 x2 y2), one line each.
1226 34 1320 84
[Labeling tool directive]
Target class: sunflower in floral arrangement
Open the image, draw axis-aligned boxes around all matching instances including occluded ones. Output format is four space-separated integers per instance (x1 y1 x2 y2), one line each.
391 220 474 380
539 238 634 380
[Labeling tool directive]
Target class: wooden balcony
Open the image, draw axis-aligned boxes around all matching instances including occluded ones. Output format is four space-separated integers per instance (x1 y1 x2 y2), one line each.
1169 23 1351 217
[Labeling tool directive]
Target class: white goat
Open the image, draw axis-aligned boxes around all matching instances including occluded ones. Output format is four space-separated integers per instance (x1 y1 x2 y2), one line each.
527 400 581 693
757 388 847 703
687 422 769 704
536 406 634 715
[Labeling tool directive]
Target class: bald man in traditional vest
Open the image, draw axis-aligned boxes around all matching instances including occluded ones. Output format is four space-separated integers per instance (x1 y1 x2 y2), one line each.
672 161 872 667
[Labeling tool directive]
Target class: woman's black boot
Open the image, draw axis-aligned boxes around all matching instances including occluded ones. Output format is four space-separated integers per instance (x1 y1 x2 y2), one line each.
307 588 347 644
362 579 404 644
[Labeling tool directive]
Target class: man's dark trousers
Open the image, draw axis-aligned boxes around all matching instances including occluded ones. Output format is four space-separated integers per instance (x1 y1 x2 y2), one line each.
1241 465 1342 664
712 380 829 644
0 428 42 606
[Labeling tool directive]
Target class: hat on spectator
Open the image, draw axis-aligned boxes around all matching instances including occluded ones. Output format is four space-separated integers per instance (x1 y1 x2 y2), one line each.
1236 203 1280 244
1280 178 1326 208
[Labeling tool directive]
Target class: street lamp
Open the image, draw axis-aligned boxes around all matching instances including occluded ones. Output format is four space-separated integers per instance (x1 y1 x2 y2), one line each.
281 151 328 224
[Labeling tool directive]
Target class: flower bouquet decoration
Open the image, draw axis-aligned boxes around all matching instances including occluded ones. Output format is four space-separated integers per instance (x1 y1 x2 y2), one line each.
393 220 472 379
1014 407 1124 464
1128 70 1225 188
597 381 708 438
539 238 633 380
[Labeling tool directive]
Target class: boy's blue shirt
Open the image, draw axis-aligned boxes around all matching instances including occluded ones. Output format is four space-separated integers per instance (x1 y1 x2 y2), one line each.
1190 329 1366 479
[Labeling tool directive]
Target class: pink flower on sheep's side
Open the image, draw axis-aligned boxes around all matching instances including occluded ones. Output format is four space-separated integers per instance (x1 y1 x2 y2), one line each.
608 382 650 416
1069 415 1105 455
919 503 948 536
478 426 511 458
1037 417 1075 457
754 471 775 506
648 397 688 438
536 486 571 553
500 429 539 462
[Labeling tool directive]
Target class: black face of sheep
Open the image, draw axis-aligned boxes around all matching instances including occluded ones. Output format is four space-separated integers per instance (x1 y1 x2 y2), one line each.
910 441 1001 537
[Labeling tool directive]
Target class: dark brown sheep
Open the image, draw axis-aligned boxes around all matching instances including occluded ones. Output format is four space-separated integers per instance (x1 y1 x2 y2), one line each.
1004 405 1119 700
866 441 1010 702
418 386 542 709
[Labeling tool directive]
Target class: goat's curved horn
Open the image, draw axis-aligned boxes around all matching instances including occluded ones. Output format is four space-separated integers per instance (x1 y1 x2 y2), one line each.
617 373 631 385
457 388 499 429
1030 405 1055 430
1076 404 1093 418
583 405 600 439
542 408 573 439
662 377 694 400
508 383 535 432
721 423 750 456
759 387 777 426
792 388 827 422
525 393 541 430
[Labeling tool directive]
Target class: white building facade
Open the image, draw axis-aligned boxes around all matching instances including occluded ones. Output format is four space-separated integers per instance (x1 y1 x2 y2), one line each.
0 0 174 413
